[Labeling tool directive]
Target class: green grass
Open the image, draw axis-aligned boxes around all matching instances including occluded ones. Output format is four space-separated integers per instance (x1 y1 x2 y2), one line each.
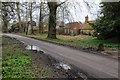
80 38 120 50
2 36 33 78
2 36 55 78
3 56 32 78
21 33 120 50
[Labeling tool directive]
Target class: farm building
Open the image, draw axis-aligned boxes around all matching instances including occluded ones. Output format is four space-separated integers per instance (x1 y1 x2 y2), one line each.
80 15 95 35
60 15 95 36
63 22 82 36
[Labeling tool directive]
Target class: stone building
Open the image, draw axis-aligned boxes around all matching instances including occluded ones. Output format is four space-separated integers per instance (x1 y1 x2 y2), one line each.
64 22 82 36
80 15 95 35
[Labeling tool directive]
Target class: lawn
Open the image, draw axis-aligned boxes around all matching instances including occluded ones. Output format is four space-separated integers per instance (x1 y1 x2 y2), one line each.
20 33 120 50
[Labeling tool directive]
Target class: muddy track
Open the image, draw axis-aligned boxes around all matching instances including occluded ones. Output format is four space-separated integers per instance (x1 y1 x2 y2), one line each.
4 36 94 80
3 34 119 79
23 43 93 79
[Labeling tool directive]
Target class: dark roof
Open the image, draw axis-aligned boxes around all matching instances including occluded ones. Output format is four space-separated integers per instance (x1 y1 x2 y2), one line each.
28 21 36 26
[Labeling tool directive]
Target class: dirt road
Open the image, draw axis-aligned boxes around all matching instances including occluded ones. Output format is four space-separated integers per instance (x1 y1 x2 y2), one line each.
4 34 119 78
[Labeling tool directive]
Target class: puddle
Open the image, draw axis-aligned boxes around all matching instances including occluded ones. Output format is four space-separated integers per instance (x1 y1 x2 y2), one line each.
21 41 89 79
60 63 71 70
77 72 88 80
55 62 71 70
20 41 25 44
26 45 44 53
54 62 89 79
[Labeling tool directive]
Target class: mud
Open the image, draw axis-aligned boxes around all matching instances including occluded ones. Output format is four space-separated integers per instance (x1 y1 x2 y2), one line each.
4 36 96 80
24 44 94 80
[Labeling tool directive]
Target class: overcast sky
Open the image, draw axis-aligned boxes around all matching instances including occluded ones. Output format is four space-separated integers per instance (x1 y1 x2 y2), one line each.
0 0 102 24
32 0 102 23
68 0 101 23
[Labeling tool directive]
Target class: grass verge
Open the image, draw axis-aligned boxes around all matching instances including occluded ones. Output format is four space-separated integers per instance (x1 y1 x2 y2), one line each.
2 36 55 78
20 33 120 50
2 36 33 78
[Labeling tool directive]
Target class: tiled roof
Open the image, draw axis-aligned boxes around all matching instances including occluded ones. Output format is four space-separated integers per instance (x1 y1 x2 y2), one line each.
81 23 93 30
64 20 95 30
65 22 82 29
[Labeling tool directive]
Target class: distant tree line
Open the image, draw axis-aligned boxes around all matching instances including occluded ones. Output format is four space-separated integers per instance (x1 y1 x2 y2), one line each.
1 1 83 39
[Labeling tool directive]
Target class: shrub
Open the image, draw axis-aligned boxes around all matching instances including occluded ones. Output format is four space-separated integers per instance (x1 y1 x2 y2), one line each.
97 43 104 51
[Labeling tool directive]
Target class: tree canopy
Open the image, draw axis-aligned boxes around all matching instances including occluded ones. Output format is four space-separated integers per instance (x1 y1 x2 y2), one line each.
93 2 120 40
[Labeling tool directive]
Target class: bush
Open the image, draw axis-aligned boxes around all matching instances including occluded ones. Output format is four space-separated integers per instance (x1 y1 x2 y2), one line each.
97 43 104 51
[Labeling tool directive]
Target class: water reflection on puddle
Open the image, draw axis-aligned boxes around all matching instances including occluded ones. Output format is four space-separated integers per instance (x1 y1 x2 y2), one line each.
55 62 88 79
55 62 71 70
26 45 43 52
20 41 25 44
77 72 88 80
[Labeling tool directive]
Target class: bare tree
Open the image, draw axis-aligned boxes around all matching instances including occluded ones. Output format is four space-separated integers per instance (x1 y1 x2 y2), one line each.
20 2 29 34
57 2 74 23
47 0 95 39
16 2 22 32
47 2 57 38
39 2 43 33
21 2 38 35
1 3 8 33
29 2 34 34
25 3 28 35
38 1 49 34
23 2 29 35
1 2 15 33
47 1 68 39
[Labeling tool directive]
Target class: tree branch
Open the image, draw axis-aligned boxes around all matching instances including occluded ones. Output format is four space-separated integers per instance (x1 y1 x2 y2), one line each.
57 0 68 7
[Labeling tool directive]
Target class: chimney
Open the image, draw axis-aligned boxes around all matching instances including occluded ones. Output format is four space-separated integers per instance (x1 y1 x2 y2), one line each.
85 15 88 23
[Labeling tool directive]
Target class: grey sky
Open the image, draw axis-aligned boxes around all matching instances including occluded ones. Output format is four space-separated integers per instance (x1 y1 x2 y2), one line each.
66 0 101 23
1 0 102 24
32 0 101 23
33 0 101 23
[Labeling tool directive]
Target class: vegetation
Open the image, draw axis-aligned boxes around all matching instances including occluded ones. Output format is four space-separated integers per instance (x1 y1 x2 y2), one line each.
93 2 120 39
16 2 22 32
1 1 89 39
21 34 120 50
47 2 58 39
1 2 17 33
3 56 32 78
2 37 33 78
1 1 119 57
2 36 55 78
2 1 120 79
47 1 67 39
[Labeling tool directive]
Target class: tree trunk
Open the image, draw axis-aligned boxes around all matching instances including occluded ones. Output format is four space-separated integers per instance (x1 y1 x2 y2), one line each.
2 15 8 33
30 3 34 35
47 2 57 39
39 2 43 33
25 3 28 35
2 3 8 33
16 2 22 32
